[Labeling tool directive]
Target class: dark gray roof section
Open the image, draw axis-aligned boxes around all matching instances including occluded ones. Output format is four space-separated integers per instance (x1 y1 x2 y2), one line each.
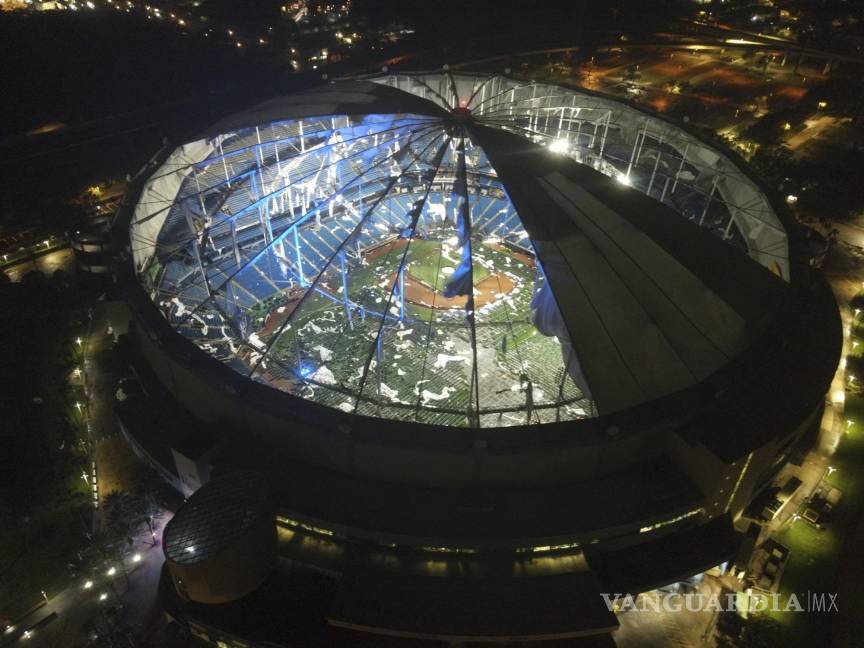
201 80 451 138
164 471 271 564
587 514 740 594
469 123 788 416
329 568 618 641
270 455 702 547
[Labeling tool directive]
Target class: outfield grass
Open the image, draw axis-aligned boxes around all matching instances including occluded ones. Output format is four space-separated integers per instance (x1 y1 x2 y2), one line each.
261 236 590 424
405 240 490 290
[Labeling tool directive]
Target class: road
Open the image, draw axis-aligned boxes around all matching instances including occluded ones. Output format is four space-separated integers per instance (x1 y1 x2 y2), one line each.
4 303 171 647
7 526 169 648
2 248 74 283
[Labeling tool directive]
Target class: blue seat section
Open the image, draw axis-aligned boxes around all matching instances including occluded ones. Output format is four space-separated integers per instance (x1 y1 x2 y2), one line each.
471 196 502 234
161 259 194 287
480 206 513 237
316 226 342 252
171 179 533 322
301 230 332 265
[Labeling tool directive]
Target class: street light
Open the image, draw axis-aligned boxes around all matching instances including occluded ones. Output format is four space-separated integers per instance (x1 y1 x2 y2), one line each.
83 580 93 590
99 593 108 602
40 590 47 602
132 553 142 563
827 466 837 476
76 337 83 346
106 566 116 577
548 139 570 155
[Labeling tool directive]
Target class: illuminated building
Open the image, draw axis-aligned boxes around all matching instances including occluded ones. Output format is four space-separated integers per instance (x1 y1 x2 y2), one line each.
116 71 841 644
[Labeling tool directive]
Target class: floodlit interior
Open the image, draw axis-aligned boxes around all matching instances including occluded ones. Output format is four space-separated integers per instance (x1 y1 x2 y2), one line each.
130 72 789 428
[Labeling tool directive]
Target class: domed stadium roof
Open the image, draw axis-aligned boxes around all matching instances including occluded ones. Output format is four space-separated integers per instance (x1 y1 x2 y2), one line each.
130 72 789 428
164 471 270 565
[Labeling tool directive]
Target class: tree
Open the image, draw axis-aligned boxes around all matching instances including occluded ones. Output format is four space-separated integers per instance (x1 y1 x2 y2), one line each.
741 109 800 147
101 491 149 546
737 614 788 647
715 612 789 647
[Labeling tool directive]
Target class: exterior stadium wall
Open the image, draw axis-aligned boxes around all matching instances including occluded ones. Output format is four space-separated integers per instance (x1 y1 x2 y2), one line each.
131 307 683 487
165 513 278 605
129 298 804 517
667 400 823 523
135 304 704 486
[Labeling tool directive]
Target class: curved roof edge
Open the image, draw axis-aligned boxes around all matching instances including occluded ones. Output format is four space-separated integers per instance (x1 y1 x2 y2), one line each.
199 79 452 140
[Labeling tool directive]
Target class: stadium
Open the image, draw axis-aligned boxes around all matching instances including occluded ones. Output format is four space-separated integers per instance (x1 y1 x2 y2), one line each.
115 71 841 644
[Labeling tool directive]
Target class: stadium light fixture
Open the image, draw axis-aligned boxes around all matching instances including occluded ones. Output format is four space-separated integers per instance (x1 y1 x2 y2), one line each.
548 139 569 155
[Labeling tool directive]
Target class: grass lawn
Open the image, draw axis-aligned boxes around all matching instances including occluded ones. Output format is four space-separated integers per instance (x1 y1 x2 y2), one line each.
765 395 864 644
0 322 92 622
0 503 90 621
